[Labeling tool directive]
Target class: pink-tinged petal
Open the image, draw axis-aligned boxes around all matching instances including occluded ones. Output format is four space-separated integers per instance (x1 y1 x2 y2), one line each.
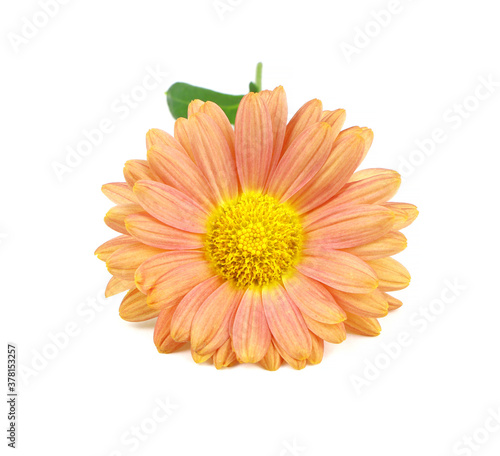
199 101 235 156
174 118 195 160
297 249 378 294
357 127 374 167
332 169 401 206
233 287 271 363
133 180 209 234
274 342 307 370
105 276 135 298
367 258 411 291
95 235 140 262
344 312 381 336
184 112 238 202
328 288 388 318
134 250 206 294
102 182 137 205
267 122 334 202
104 204 143 235
320 109 346 132
290 130 365 213
234 93 273 192
304 205 395 249
123 160 160 187
214 339 237 369
154 306 186 354
190 282 245 355
283 271 346 324
303 315 346 344
343 231 407 260
259 86 288 175
125 213 204 250
261 283 312 360
259 341 282 371
146 128 186 156
191 349 213 364
147 260 215 311
281 99 323 153
147 144 216 210
170 276 225 343
381 203 419 230
106 244 164 280
119 288 160 322
308 333 324 365
383 292 403 310
187 99 204 117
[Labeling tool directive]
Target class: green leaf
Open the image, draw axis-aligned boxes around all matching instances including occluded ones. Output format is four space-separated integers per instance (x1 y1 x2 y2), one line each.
166 83 244 124
249 81 259 92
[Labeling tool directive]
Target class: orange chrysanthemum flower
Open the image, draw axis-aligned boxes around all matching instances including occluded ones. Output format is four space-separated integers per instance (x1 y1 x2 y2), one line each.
95 86 417 370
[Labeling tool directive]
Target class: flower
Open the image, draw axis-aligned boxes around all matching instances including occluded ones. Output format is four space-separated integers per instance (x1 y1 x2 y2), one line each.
95 86 418 370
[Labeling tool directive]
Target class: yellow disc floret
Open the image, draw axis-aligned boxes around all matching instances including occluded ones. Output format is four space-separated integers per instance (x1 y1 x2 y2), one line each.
206 192 303 287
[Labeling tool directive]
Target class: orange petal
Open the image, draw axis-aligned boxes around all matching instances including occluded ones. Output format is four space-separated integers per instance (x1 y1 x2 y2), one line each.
343 231 407 260
104 204 143 235
123 159 160 187
133 180 208 233
383 291 403 310
135 250 206 294
382 203 419 230
105 276 135 298
297 249 378 293
125 213 204 250
281 98 322 153
214 339 237 369
234 92 273 192
320 109 346 132
95 235 140 262
274 342 307 370
170 276 225 342
267 122 334 202
328 288 388 318
332 169 401 206
102 182 137 205
304 205 395 249
119 288 160 322
344 312 381 336
232 287 271 363
283 271 346 324
308 332 324 365
147 144 216 210
367 258 411 291
290 130 365 213
259 86 287 175
106 244 164 280
184 112 238 203
303 315 346 344
199 101 235 156
187 99 204 117
146 128 186 156
154 306 186 353
261 283 312 360
174 118 195 160
356 127 374 167
190 282 245 355
259 341 282 371
191 349 213 364
147 260 215 311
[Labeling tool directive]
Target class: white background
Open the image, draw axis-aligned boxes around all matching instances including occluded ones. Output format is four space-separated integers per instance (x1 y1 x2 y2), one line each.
2 0 500 455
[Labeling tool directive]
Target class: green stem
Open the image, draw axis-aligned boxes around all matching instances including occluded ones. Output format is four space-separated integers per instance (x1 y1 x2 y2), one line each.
255 62 263 92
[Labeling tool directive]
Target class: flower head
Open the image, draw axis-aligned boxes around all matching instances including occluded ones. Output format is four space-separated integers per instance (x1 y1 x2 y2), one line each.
96 87 417 370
